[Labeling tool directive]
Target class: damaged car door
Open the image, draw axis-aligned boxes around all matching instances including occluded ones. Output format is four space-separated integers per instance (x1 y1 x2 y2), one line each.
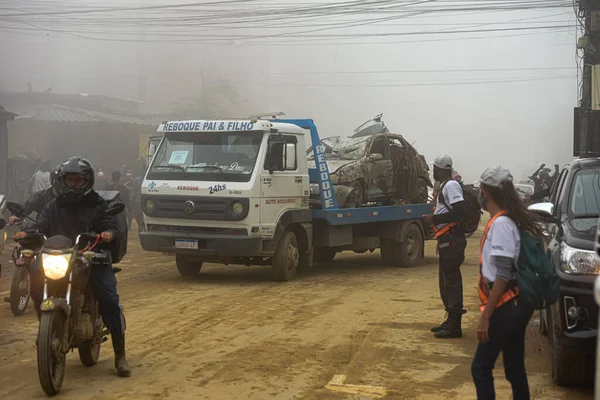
366 135 394 199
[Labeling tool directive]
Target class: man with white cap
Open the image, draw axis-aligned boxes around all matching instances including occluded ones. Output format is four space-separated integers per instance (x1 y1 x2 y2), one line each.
422 155 468 339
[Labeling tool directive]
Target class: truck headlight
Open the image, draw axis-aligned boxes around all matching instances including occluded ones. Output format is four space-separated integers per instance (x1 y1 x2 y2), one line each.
145 199 155 213
232 201 243 215
560 242 600 274
42 253 71 280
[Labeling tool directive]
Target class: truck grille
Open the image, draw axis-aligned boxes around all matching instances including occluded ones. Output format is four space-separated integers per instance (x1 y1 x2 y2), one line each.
143 195 249 221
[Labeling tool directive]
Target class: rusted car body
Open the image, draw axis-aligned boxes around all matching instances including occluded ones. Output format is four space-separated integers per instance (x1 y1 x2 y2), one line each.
308 133 432 208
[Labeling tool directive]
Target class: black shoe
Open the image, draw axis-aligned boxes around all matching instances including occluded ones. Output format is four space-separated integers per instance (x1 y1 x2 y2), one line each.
112 334 131 377
430 313 449 333
434 312 464 339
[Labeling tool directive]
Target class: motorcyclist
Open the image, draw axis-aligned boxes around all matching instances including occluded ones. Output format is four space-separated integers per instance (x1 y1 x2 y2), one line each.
8 169 59 226
530 163 559 194
25 157 131 377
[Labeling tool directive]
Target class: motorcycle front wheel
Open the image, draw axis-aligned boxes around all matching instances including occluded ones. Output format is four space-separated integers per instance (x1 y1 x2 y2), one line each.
37 311 67 396
9 265 29 316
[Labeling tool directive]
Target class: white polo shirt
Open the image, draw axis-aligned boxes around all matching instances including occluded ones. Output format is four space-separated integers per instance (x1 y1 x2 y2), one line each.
433 180 464 231
481 215 520 283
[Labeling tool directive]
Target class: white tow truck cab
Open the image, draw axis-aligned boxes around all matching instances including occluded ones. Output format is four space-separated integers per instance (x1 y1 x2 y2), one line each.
140 118 433 281
140 118 313 280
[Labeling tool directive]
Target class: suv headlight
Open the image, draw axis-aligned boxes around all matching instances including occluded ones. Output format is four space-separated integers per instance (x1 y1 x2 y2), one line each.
560 242 600 274
42 253 71 280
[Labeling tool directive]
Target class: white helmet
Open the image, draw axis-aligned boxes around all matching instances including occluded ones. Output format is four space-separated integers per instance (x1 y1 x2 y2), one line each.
434 155 453 170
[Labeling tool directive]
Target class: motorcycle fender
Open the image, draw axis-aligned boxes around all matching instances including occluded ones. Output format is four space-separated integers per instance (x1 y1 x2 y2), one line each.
40 297 71 317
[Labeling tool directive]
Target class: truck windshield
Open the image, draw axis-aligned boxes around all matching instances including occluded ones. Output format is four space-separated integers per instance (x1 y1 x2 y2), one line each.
569 169 600 217
147 131 263 182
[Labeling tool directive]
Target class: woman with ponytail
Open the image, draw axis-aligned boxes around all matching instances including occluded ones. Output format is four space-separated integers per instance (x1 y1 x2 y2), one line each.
471 166 541 400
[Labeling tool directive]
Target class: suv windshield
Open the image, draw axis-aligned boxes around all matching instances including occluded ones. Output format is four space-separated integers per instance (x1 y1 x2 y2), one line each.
569 169 600 217
147 131 263 182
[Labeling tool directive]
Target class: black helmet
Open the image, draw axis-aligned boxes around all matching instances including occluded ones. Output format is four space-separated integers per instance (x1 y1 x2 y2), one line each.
50 166 60 188
57 157 95 202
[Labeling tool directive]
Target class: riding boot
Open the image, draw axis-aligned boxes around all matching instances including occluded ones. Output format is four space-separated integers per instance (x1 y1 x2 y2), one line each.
430 312 449 333
434 311 465 339
112 334 131 377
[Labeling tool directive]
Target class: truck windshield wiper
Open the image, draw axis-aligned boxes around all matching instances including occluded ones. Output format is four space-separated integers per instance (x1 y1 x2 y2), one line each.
189 165 224 173
153 164 187 172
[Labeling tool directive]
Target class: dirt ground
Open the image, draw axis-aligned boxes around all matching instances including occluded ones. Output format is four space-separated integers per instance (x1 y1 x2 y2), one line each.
0 225 594 399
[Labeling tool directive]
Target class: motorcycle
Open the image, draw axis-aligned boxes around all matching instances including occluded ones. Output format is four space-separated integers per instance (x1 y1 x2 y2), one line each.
7 201 125 396
6 217 37 316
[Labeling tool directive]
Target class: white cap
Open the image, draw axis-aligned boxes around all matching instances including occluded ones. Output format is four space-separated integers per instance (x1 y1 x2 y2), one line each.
434 155 453 170
480 166 513 188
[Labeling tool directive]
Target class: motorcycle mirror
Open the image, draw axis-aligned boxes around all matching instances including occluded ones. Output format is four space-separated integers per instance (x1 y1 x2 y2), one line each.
6 201 25 216
103 202 125 217
0 218 6 230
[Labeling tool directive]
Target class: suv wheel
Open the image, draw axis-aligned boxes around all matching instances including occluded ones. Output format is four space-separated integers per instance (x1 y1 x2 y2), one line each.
547 302 590 386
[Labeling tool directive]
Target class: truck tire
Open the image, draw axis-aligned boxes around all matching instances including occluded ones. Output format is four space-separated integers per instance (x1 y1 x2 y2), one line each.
547 303 590 386
314 247 337 262
175 254 203 277
272 231 299 281
393 224 423 267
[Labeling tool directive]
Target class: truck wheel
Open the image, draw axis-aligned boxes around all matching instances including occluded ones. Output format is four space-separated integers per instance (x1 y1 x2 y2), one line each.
314 247 337 262
393 224 423 267
547 303 590 386
272 231 299 281
175 255 203 277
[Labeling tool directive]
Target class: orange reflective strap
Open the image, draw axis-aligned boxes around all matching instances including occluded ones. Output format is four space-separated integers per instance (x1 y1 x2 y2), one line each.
478 210 520 313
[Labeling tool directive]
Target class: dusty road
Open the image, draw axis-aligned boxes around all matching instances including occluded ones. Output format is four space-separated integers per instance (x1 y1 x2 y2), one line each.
0 226 594 399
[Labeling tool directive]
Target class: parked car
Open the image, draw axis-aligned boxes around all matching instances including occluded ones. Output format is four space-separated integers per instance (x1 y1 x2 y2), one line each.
528 158 600 386
307 132 432 207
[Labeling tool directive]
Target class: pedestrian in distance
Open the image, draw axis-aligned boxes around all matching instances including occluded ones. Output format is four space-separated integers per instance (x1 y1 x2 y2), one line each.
105 170 133 230
471 166 540 400
422 155 467 339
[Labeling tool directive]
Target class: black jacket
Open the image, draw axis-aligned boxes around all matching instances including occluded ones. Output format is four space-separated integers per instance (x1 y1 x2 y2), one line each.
18 187 56 216
34 191 119 246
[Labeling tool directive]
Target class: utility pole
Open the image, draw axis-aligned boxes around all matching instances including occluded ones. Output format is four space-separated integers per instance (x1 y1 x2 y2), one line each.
575 0 600 157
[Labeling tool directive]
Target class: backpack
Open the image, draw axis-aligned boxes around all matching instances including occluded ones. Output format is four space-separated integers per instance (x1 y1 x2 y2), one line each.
96 190 128 264
438 180 482 235
514 230 559 310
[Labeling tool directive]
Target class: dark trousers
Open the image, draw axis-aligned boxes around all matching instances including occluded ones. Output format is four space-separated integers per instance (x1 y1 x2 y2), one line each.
30 260 125 337
471 299 534 400
133 204 144 232
438 236 466 314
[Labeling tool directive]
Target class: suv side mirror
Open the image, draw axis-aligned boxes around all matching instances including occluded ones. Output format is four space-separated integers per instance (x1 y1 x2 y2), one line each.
368 153 384 162
527 202 554 218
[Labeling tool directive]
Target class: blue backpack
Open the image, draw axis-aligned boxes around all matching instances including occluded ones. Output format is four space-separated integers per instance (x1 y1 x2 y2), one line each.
514 230 559 310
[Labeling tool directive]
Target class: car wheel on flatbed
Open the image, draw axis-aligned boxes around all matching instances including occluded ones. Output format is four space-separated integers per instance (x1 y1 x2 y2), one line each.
175 254 203 277
272 231 299 281
547 302 591 386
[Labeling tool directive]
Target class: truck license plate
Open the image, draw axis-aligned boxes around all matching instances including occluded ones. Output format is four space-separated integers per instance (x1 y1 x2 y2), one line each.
175 239 198 250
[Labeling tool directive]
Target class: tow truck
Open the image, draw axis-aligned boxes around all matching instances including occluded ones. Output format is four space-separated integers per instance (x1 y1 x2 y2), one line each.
139 117 433 281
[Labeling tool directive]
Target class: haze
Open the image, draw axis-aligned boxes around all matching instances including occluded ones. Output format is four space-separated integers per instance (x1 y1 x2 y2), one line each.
0 0 577 182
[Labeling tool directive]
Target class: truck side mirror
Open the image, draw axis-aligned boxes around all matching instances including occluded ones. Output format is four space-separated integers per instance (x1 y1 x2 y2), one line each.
148 143 157 158
283 143 297 170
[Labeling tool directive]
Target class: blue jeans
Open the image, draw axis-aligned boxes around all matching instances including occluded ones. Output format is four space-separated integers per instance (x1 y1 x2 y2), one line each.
471 298 534 400
30 259 125 337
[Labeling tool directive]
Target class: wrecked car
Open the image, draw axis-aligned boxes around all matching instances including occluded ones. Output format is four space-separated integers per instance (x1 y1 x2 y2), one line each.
307 132 432 208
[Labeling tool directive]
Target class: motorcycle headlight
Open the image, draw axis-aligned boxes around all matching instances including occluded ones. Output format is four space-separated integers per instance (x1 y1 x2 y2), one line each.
42 253 71 280
560 242 600 274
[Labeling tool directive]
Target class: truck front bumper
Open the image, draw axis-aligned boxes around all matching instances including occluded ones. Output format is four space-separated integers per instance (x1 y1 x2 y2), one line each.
139 231 263 257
